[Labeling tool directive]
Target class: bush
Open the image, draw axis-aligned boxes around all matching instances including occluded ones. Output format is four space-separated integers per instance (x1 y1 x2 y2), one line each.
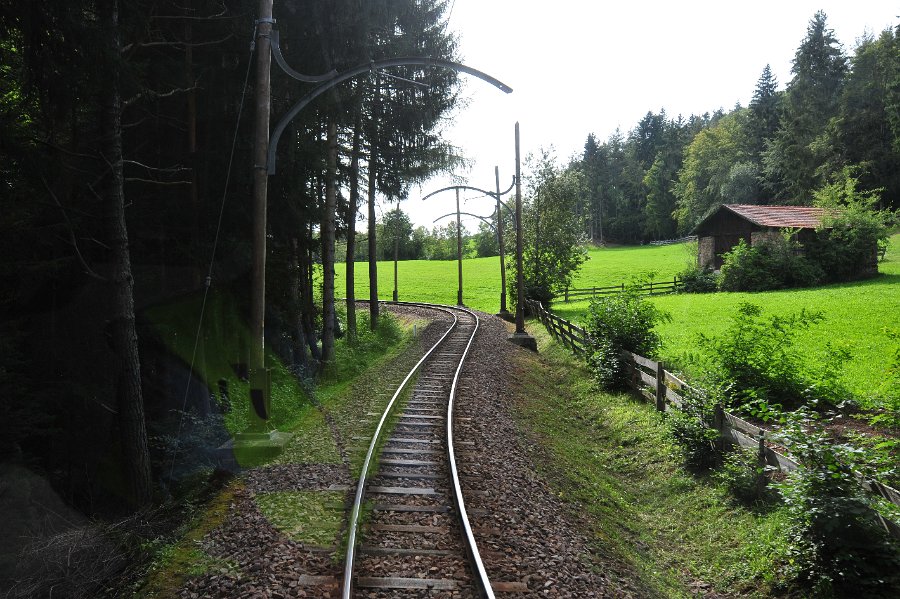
677 264 718 293
695 302 828 413
583 288 669 390
806 168 895 282
718 235 823 292
714 445 774 505
664 387 720 471
774 410 900 596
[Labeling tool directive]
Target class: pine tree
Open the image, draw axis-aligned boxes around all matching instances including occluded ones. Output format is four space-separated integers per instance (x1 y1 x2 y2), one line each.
763 11 847 203
748 64 781 161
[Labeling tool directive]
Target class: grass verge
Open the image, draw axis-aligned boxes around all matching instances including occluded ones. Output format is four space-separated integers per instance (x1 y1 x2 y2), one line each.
134 308 425 594
510 324 794 598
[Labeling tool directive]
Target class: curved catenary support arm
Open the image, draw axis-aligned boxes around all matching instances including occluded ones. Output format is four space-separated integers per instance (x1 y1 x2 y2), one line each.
268 57 512 174
270 30 337 82
434 211 496 228
422 179 515 200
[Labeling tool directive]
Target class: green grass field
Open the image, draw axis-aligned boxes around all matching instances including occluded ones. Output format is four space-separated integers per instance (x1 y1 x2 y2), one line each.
334 241 690 314
554 234 900 402
339 234 900 403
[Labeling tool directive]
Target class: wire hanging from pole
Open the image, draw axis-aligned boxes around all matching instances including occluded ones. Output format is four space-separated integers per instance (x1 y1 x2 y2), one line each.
168 23 258 480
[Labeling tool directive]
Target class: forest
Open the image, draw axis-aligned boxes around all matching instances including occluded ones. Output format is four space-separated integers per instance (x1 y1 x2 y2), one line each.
0 0 464 520
570 11 900 244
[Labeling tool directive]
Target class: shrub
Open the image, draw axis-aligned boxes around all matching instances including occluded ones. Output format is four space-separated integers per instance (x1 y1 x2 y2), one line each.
677 264 718 293
583 288 669 390
806 168 895 282
774 410 900 596
664 387 720 471
714 445 774 505
718 235 823 292
695 303 827 413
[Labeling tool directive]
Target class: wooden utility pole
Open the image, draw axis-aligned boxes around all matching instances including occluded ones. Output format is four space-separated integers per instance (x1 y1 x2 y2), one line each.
514 123 525 333
495 165 509 316
456 188 463 306
393 200 400 302
249 0 274 425
508 122 536 351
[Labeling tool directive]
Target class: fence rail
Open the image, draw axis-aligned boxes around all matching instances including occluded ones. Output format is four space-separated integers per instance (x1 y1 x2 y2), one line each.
557 277 682 302
649 235 697 246
525 299 900 539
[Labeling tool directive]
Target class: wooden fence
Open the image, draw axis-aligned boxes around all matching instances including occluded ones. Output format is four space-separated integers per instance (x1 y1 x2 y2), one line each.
525 299 900 538
649 235 698 246
557 277 682 303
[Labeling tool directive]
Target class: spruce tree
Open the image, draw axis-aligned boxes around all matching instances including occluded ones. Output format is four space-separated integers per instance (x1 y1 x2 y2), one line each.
763 11 847 203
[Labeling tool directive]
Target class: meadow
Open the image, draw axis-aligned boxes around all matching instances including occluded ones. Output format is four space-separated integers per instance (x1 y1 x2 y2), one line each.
338 234 900 402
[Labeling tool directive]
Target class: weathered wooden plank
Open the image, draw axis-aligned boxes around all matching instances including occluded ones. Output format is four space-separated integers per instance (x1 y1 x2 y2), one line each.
766 447 799 472
379 458 439 466
370 524 447 534
856 476 900 508
665 386 684 408
368 485 438 495
357 577 459 590
359 546 455 556
639 369 656 389
631 353 658 370
724 412 764 438
372 504 449 513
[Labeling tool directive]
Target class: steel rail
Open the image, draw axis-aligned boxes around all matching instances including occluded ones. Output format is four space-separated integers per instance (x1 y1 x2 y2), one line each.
441 305 494 599
340 301 492 598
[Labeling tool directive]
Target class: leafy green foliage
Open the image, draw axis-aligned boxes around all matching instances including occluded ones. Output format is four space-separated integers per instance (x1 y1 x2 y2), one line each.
664 388 720 471
511 150 588 306
806 168 896 282
718 236 824 292
695 303 829 413
774 410 900 596
714 446 774 506
584 288 669 390
676 264 718 293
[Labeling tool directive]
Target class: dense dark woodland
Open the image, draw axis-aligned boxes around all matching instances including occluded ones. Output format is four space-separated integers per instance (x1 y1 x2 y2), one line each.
0 1 899 593
0 0 461 539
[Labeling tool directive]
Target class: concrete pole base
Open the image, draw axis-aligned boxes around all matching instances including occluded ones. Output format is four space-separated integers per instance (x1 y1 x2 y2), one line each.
496 310 514 323
507 332 538 352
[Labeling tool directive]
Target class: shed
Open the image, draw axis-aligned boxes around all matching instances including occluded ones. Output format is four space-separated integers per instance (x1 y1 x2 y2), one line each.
692 204 828 270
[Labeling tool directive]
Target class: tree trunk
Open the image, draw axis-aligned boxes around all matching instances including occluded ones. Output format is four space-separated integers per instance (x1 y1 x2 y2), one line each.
100 0 152 507
321 119 337 362
290 238 308 370
345 118 362 342
300 222 321 362
367 148 379 330
367 78 380 330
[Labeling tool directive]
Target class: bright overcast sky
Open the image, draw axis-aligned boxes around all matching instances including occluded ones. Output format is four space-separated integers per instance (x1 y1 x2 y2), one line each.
396 0 898 229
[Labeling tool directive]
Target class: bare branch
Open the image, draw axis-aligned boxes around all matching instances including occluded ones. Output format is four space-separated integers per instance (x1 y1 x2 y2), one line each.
123 160 192 174
149 8 238 21
124 178 192 186
40 175 107 281
124 84 201 108
122 32 233 53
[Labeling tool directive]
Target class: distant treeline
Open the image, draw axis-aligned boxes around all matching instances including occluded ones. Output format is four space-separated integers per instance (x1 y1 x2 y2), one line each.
572 11 900 244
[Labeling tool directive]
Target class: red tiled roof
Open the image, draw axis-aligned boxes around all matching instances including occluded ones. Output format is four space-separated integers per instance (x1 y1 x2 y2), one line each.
721 204 829 229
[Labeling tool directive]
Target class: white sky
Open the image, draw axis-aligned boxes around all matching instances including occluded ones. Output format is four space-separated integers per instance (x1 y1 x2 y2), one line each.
390 0 898 230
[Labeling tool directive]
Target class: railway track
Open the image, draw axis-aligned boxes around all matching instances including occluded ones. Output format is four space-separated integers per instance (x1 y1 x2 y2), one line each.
341 302 493 598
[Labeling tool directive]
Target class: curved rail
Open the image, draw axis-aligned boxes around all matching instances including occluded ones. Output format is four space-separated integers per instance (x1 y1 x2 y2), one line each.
341 301 492 598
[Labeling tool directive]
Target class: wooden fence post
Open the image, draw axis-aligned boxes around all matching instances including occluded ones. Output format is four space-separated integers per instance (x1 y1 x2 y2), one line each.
564 287 569 302
713 404 725 455
757 433 768 497
655 362 666 412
